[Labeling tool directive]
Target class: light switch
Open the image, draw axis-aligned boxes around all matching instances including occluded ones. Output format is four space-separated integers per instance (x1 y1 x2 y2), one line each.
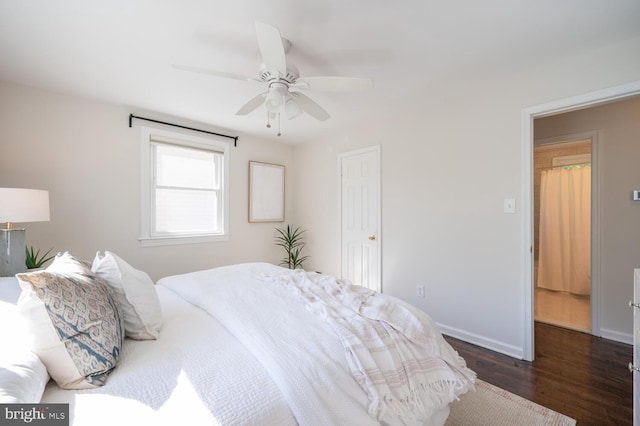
634 190 640 201
504 198 516 214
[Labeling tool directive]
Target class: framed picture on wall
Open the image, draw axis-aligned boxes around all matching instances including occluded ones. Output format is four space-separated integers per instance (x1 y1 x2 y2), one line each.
248 161 285 222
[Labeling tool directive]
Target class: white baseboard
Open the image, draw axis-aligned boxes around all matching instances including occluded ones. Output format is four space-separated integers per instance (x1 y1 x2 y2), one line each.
437 323 524 360
600 328 633 345
439 324 633 361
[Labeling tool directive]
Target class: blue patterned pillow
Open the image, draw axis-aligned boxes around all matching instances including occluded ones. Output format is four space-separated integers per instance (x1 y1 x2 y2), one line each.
17 253 124 389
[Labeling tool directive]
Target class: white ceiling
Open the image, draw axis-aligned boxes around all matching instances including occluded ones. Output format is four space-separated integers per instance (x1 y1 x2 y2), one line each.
1 1 639 144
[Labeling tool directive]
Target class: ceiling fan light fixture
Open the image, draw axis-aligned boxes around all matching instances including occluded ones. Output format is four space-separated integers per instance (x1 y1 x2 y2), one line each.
285 97 302 120
264 83 288 112
264 91 283 112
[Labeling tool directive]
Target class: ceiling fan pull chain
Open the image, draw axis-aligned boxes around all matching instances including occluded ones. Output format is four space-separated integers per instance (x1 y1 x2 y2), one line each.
277 112 282 137
266 111 271 128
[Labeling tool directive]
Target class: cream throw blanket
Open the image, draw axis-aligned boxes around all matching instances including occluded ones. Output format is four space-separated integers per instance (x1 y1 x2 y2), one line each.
268 269 476 423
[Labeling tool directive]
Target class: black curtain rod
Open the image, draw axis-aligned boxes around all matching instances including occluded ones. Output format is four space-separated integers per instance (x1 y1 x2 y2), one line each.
129 114 238 147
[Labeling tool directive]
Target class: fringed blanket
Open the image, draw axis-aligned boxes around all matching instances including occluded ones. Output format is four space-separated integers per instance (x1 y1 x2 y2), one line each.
269 269 476 424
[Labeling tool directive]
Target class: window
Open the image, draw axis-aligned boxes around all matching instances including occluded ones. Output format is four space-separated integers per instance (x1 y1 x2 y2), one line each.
140 127 229 246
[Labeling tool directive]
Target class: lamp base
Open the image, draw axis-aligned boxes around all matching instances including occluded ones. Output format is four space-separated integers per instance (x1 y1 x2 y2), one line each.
0 229 26 277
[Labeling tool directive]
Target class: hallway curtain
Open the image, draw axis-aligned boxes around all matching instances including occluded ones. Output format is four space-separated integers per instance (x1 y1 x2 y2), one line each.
537 166 591 295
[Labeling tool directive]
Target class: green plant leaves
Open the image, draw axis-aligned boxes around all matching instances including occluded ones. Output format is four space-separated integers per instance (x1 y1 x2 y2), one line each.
275 225 309 269
25 246 55 269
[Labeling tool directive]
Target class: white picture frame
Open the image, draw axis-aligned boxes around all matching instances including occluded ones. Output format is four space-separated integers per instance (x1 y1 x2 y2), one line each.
249 161 285 222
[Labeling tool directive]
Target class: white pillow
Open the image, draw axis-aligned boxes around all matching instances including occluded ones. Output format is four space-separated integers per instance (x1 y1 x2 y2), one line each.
0 350 49 403
92 251 162 340
0 277 50 402
17 252 124 390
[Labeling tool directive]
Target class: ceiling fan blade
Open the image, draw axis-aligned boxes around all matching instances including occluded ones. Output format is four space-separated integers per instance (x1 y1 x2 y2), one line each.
290 92 330 121
172 64 258 82
296 76 373 91
236 92 267 115
255 22 287 76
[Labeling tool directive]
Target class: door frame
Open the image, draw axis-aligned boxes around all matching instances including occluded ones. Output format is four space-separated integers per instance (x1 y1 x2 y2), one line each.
522 80 640 361
338 145 382 292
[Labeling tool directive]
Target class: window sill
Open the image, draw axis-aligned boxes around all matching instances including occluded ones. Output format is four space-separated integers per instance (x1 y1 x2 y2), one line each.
139 234 229 247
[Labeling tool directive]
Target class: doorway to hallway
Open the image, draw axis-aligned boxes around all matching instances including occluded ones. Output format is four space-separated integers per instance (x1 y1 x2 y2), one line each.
533 136 594 333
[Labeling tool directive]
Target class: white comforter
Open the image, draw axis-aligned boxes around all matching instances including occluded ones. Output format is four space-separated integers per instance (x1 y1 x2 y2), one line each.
158 263 474 426
3 262 473 426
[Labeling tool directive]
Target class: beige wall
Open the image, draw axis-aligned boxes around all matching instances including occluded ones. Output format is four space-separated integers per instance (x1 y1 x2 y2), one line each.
0 82 295 281
293 35 640 356
535 97 640 341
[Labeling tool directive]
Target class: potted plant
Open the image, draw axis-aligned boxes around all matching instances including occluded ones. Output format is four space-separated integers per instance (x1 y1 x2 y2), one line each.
275 225 309 270
25 246 55 270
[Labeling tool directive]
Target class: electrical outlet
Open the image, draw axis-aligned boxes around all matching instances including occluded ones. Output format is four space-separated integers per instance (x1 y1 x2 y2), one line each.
416 285 425 298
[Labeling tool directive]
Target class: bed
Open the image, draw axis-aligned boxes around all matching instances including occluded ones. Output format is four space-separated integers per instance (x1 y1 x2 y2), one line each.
0 252 475 425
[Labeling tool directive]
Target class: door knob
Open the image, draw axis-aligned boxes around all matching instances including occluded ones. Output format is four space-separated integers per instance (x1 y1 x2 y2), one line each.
368 235 376 241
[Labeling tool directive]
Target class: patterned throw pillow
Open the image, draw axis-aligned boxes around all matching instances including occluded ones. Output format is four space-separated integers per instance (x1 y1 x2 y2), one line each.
17 252 124 389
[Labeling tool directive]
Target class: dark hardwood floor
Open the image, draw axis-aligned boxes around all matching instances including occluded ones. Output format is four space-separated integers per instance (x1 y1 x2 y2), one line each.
445 322 633 425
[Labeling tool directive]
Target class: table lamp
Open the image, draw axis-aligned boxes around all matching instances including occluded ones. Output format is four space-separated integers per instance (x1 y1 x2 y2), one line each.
0 188 50 276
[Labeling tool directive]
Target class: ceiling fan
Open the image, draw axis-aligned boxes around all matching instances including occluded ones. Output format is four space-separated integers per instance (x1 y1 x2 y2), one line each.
173 22 373 135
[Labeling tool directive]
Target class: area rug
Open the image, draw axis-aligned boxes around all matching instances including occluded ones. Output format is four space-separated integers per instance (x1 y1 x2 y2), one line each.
446 379 576 425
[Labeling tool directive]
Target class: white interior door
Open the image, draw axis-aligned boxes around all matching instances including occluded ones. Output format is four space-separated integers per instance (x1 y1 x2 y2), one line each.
340 146 380 292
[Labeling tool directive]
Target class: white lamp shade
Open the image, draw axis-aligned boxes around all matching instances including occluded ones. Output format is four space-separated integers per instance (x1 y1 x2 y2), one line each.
0 188 50 224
